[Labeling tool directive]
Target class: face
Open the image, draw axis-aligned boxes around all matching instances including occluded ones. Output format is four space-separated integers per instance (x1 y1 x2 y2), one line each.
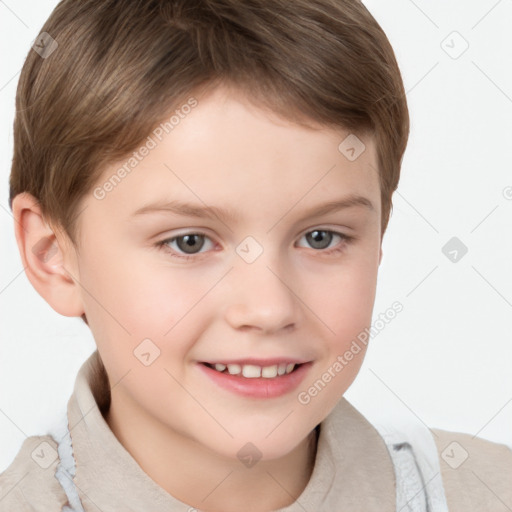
68 85 382 462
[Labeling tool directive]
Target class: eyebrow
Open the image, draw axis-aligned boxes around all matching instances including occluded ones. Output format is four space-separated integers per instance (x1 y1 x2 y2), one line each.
132 194 375 223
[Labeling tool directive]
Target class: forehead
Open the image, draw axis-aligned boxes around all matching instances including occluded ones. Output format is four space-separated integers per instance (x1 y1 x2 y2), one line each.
87 86 380 224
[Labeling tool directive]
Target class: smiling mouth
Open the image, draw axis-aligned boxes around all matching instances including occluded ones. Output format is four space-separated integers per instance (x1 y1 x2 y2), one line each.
201 362 302 379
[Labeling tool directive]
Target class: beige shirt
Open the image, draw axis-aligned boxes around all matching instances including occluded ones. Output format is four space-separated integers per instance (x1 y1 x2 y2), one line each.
1 350 511 511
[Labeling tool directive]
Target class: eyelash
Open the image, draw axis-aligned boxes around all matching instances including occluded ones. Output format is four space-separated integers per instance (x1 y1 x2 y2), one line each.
155 229 354 261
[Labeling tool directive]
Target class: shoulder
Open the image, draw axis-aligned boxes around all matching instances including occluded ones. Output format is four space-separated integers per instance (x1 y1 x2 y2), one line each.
431 427 512 512
0 434 68 512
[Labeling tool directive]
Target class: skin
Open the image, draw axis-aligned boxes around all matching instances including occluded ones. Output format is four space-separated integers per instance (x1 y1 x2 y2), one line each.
13 85 383 512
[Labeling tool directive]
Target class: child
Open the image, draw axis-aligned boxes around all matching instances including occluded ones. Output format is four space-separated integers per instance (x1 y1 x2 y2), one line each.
1 0 511 511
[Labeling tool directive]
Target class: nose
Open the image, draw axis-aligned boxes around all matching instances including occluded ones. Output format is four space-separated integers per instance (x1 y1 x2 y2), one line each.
223 248 298 334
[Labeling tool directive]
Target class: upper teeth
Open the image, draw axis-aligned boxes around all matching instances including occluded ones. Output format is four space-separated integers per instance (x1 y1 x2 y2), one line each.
213 363 296 378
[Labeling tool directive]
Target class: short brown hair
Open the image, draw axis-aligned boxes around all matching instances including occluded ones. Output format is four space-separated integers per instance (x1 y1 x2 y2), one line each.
9 0 409 243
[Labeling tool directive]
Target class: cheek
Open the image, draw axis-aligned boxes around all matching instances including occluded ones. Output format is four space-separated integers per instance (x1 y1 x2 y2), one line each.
299 262 377 412
79 243 205 335
306 255 378 339
79 251 221 382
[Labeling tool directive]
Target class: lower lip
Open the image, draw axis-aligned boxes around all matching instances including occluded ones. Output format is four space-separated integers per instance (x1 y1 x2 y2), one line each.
198 362 312 399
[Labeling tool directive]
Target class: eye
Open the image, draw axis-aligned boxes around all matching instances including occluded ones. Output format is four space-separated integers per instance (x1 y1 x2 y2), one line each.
157 232 214 260
156 228 353 261
297 229 352 254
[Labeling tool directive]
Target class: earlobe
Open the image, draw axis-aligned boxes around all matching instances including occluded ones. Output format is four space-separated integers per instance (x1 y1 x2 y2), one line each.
11 192 85 317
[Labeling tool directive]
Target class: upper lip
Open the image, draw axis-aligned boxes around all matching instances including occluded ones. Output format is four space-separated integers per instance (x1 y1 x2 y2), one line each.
201 358 310 366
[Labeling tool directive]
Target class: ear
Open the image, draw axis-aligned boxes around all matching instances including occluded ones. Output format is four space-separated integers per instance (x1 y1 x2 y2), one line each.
11 192 85 317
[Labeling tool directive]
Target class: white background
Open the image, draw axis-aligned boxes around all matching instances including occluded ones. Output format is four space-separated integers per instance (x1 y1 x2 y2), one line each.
1 0 511 473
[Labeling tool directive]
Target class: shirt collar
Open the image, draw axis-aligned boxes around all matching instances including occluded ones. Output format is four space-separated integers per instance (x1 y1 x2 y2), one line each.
67 350 396 511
